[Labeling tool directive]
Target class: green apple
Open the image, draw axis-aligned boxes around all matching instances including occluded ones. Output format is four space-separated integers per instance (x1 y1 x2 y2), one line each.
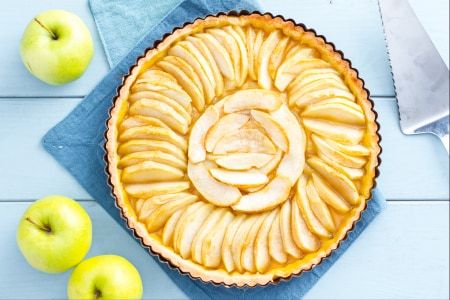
67 255 143 300
20 9 94 85
16 195 92 273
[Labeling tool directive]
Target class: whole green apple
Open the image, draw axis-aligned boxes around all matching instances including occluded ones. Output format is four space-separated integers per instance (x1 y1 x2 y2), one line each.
20 9 94 85
67 255 143 300
16 195 92 273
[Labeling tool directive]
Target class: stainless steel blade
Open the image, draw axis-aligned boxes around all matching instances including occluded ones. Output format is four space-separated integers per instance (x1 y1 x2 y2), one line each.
378 0 449 154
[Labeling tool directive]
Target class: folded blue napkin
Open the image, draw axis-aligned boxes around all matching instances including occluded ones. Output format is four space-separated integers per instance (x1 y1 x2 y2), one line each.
42 0 387 298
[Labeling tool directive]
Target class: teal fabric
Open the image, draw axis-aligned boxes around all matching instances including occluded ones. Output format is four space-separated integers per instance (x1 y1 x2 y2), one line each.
42 0 387 298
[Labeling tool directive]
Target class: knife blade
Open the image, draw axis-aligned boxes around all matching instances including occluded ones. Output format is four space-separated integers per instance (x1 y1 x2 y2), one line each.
378 0 449 154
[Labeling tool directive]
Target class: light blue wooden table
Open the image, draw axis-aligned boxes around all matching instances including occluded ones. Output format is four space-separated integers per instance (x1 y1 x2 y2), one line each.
0 0 448 299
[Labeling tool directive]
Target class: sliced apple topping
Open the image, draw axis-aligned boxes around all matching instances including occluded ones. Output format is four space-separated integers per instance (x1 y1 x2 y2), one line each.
204 112 249 152
202 210 235 268
213 153 273 170
222 214 247 272
119 115 169 132
188 105 219 163
117 139 186 162
129 98 190 135
307 156 360 205
268 209 287 264
124 181 190 198
119 125 187 153
291 196 320 252
187 161 241 207
301 98 366 126
195 32 235 81
209 168 269 189
257 29 283 89
254 208 279 273
157 56 205 111
145 193 198 232
118 150 186 171
274 45 321 91
279 199 303 258
212 128 276 155
231 175 291 213
223 89 283 113
302 118 365 145
251 109 289 152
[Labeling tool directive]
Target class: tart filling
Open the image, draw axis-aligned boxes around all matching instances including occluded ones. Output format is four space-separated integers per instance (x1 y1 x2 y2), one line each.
105 12 380 287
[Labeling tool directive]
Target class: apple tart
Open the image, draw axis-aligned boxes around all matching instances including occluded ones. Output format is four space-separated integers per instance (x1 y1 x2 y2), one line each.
105 12 381 287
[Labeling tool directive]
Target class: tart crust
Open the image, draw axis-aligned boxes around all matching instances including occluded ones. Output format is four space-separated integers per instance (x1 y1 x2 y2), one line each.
105 12 381 287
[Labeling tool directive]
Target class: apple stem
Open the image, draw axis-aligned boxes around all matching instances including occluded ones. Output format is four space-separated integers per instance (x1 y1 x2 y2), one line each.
33 18 58 40
25 217 52 233
94 289 102 299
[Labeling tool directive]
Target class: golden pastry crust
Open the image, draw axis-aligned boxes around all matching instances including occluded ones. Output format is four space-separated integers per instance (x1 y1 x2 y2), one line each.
105 12 381 287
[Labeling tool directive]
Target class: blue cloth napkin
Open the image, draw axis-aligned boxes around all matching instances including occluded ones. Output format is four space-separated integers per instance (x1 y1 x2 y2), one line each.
42 0 387 298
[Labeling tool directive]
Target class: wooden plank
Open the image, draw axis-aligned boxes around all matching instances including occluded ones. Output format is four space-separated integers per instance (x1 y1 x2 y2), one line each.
0 200 447 299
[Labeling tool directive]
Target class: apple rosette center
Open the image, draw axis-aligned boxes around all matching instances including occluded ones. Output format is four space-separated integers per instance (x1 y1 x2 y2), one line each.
188 89 305 212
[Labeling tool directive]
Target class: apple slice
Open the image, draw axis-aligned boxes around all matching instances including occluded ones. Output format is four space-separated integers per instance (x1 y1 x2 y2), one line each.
212 128 276 155
222 214 246 272
302 118 365 145
213 153 273 170
119 115 169 132
291 196 320 252
307 156 360 205
311 134 367 168
258 148 283 175
209 168 269 189
287 67 341 94
137 68 178 83
129 98 191 135
124 181 190 198
204 112 249 152
145 193 198 232
241 213 267 272
271 105 306 185
131 78 192 109
311 173 351 213
188 105 219 163
190 207 228 264
202 210 235 268
231 214 260 273
208 28 241 88
168 41 216 103
293 86 356 108
254 208 278 273
161 209 184 246
322 137 371 156
319 153 365 180
295 175 331 238
135 193 179 222
274 46 320 91
173 202 215 258
279 199 302 258
119 125 187 153
251 110 289 152
121 160 184 183
223 89 283 113
301 98 366 126
188 161 242 206
245 25 257 81
268 209 287 264
157 56 205 111
231 175 291 212
223 26 248 87
118 150 186 171
117 139 186 162
195 32 234 81
306 178 336 233
268 36 290 80
257 29 283 89
186 36 224 97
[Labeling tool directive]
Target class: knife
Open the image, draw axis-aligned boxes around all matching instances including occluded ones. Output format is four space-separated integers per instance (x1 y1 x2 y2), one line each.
378 0 449 155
